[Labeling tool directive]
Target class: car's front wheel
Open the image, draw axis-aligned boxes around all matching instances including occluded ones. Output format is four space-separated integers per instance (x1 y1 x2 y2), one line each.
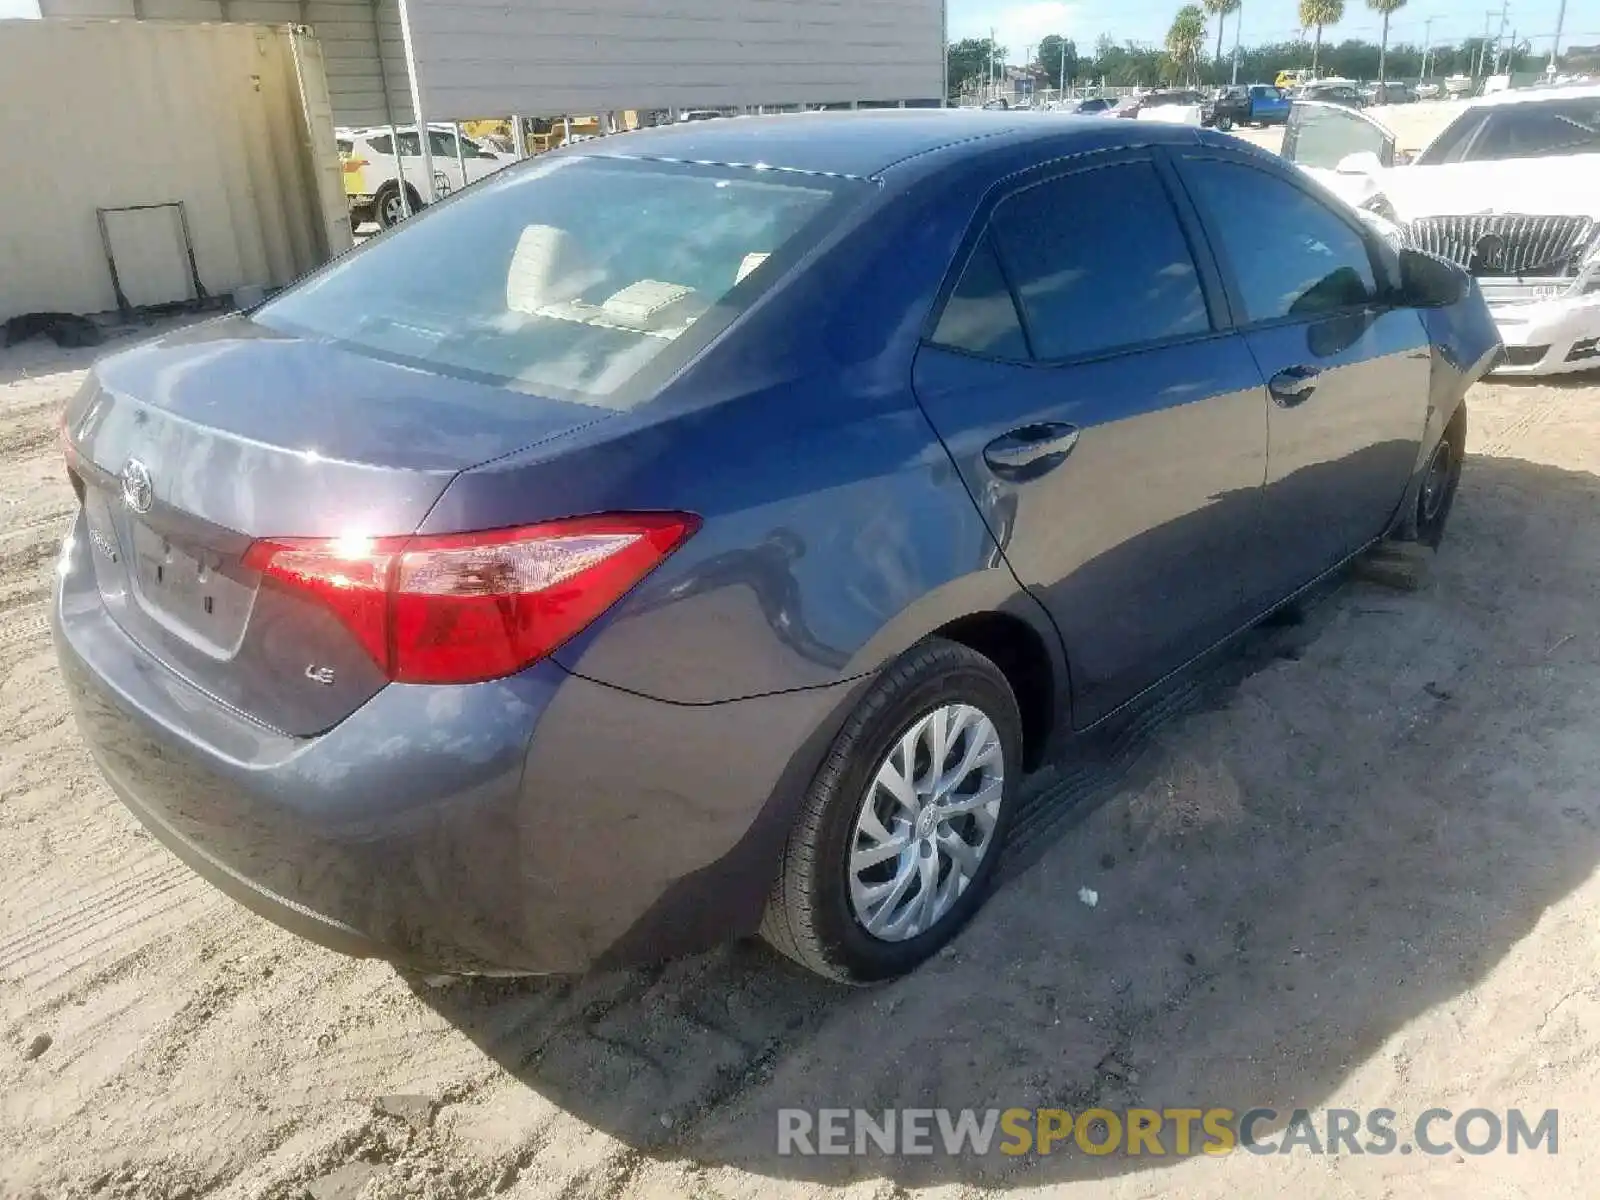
1216 114 1234 131
1415 406 1466 547
761 638 1023 983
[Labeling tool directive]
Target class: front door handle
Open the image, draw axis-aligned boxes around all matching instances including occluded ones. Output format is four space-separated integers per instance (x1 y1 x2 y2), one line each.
1269 364 1322 407
982 422 1081 480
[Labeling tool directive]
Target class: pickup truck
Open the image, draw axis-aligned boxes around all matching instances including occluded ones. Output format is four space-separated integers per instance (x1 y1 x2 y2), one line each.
1210 84 1291 130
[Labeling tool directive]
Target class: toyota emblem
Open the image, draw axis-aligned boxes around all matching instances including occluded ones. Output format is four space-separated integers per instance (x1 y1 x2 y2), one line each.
120 458 153 514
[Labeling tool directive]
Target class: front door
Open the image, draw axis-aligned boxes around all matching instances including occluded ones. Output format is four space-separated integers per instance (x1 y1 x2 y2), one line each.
912 152 1269 727
1173 149 1431 606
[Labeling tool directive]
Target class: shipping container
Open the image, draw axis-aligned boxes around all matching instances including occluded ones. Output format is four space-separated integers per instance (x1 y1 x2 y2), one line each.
1 18 350 322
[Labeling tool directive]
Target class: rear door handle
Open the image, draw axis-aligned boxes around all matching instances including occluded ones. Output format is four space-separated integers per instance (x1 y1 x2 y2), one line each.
982 422 1081 480
1268 365 1322 407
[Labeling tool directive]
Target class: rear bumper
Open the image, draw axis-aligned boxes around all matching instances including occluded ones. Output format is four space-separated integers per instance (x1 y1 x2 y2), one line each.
52 514 854 974
1485 292 1600 376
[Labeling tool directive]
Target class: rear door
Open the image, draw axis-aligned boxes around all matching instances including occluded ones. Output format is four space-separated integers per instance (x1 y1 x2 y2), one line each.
912 151 1269 727
1172 148 1430 607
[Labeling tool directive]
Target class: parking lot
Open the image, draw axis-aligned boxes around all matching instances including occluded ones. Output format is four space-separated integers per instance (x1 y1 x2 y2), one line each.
4 277 1600 1199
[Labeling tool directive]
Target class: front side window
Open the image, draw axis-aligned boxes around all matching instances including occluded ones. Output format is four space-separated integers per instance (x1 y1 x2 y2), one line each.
1181 158 1377 322
255 158 856 404
986 160 1210 361
366 134 393 155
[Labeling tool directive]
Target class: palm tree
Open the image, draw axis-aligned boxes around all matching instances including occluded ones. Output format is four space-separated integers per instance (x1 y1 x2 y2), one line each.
1299 0 1345 73
1203 0 1243 78
1166 5 1208 85
1368 0 1407 84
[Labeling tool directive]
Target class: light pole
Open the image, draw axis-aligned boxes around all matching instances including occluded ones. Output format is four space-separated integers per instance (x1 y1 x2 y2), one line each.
1548 0 1568 75
1231 1 1243 84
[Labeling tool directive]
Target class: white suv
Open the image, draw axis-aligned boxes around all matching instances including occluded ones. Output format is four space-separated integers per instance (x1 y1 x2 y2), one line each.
338 124 518 229
1282 85 1600 375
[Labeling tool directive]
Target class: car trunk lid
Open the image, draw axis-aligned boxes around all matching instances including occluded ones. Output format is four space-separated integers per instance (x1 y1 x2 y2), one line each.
64 316 614 736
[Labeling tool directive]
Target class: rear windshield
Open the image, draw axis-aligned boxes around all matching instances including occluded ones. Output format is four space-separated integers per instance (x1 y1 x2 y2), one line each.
255 156 857 405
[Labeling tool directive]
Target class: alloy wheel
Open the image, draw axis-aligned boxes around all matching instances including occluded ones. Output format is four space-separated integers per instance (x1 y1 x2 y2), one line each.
847 703 1005 942
1420 437 1453 524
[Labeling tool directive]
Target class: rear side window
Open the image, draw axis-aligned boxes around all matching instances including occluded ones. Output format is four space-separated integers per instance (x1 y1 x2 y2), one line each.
1181 158 1377 322
987 161 1210 361
367 134 393 155
931 235 1029 359
336 138 353 156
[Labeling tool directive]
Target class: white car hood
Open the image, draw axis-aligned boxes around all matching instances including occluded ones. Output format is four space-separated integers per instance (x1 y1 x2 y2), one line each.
1137 104 1204 127
1378 156 1600 222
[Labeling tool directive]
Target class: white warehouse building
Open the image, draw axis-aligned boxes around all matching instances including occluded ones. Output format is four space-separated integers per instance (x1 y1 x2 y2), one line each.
36 0 949 128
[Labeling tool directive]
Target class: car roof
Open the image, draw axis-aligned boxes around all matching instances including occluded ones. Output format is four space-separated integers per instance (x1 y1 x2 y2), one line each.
1467 81 1600 108
560 109 1201 179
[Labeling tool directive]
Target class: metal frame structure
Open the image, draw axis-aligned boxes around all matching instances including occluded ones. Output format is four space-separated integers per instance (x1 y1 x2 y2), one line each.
94 202 209 317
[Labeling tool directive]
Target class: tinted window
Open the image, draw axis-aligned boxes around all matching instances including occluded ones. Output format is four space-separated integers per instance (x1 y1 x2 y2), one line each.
396 132 422 156
336 138 353 155
256 158 853 404
366 134 392 155
931 235 1028 359
1420 98 1600 164
987 161 1209 360
428 130 458 158
1182 159 1377 321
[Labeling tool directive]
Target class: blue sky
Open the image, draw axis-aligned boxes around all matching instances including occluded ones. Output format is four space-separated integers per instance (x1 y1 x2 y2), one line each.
948 0 1598 60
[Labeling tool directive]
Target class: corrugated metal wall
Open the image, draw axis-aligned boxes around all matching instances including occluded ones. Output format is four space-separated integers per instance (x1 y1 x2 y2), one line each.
37 0 414 126
403 0 945 117
36 0 945 125
0 19 351 321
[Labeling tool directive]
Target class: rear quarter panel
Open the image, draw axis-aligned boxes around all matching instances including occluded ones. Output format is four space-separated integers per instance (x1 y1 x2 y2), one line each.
422 153 1068 706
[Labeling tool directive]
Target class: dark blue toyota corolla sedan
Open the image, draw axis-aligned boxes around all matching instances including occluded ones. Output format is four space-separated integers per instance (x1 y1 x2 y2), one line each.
53 112 1502 983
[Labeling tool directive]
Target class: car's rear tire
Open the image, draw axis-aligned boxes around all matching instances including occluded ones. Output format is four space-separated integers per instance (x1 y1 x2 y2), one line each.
1216 115 1234 131
760 638 1023 984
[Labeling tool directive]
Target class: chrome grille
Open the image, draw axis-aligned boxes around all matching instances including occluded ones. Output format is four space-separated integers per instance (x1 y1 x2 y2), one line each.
1406 214 1596 278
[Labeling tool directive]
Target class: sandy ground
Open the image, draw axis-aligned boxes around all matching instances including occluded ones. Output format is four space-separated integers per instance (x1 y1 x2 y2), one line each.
3 320 1600 1200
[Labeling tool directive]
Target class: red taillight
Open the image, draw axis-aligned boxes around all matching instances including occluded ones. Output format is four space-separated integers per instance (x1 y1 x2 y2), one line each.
243 513 699 685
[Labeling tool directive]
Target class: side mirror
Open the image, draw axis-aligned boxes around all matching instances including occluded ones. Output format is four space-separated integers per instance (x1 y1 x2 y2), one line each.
1335 150 1386 175
1399 248 1470 308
